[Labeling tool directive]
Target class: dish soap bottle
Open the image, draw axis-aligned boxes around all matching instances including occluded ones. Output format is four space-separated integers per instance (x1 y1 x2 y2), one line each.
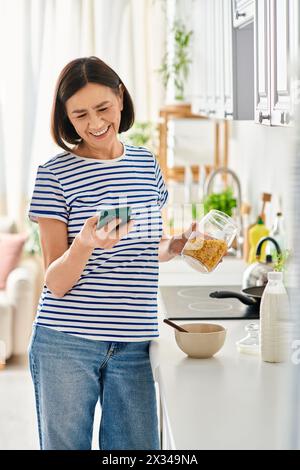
248 216 269 263
259 271 290 363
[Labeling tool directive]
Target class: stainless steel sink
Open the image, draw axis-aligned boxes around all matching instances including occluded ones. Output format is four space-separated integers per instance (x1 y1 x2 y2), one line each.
159 285 259 320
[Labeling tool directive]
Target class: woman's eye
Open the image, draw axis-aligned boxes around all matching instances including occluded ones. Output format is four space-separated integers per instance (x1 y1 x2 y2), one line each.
77 108 108 119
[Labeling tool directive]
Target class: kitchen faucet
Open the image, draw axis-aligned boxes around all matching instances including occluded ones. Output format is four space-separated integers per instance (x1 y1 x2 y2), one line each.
204 167 243 257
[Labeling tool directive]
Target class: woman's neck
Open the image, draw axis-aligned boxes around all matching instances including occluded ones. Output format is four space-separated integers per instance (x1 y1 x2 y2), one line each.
73 140 123 160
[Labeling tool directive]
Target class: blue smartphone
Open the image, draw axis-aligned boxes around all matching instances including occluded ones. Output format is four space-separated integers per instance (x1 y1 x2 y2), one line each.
97 206 132 231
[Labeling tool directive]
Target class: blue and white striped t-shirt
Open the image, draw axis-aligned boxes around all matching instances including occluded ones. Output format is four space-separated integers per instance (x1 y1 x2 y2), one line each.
28 143 168 342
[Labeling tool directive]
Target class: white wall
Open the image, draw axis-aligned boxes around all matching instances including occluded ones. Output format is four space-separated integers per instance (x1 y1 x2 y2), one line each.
228 120 294 230
166 118 294 246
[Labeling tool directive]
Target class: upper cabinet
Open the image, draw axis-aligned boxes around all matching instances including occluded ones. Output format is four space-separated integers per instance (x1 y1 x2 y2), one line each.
254 0 271 124
232 0 254 28
270 0 298 125
191 0 207 116
191 0 253 120
254 0 299 126
191 0 299 127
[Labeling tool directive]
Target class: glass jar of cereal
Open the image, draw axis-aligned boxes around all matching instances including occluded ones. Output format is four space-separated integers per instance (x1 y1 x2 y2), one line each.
181 210 238 273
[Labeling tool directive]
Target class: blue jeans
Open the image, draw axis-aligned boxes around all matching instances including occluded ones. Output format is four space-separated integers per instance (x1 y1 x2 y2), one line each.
28 325 160 450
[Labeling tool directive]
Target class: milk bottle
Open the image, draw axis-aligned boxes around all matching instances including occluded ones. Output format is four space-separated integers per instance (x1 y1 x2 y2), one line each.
260 271 290 363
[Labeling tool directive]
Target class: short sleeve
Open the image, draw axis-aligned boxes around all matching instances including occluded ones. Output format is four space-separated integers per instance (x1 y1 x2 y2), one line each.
28 165 69 224
153 155 169 210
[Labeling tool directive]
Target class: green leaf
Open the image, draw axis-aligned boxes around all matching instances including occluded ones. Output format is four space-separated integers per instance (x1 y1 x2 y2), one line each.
203 187 237 216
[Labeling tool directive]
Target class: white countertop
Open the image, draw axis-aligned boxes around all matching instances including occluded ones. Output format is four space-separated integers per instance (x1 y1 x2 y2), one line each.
150 258 292 450
158 256 247 285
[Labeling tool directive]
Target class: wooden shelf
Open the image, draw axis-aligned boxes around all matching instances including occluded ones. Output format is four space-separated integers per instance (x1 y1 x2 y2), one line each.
166 165 213 183
158 103 229 182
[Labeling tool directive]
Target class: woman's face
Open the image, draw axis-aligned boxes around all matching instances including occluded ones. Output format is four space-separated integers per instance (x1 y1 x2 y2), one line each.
65 82 124 153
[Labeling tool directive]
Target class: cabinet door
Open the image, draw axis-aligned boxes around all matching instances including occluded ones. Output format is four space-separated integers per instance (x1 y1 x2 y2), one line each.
254 0 271 125
289 0 300 121
191 0 208 115
206 0 217 116
270 0 292 126
232 0 254 28
215 0 225 118
223 0 234 118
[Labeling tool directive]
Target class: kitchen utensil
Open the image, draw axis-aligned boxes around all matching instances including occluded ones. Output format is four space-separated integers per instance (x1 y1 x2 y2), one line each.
174 323 227 358
160 285 259 321
241 202 252 262
242 236 281 289
209 285 265 307
163 319 189 333
181 209 238 273
259 192 272 223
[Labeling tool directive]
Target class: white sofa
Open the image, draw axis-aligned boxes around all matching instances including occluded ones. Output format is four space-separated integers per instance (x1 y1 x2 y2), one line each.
0 216 43 362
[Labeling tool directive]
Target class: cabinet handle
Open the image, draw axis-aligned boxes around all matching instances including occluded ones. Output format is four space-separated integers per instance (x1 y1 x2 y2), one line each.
208 110 216 115
281 112 290 125
236 11 247 19
224 111 233 118
258 112 271 124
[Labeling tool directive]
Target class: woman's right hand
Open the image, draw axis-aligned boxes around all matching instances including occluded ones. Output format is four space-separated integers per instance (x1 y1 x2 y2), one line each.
77 215 135 250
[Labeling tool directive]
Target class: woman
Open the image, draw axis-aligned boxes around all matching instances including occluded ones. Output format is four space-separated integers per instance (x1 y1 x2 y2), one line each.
28 56 192 450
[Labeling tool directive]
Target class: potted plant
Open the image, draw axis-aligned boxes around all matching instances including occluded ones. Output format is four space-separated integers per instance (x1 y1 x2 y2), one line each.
203 187 237 217
157 19 194 103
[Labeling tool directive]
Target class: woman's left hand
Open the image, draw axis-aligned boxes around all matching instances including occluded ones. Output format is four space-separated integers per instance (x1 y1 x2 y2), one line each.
167 221 197 257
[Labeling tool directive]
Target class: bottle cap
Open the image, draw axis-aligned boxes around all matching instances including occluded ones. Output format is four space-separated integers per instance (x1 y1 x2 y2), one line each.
257 216 264 225
268 271 283 281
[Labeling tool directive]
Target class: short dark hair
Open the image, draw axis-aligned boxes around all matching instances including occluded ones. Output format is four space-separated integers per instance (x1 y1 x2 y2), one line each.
51 56 135 153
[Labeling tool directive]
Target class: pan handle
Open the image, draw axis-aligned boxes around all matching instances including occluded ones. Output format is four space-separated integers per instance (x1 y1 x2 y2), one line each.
209 291 257 306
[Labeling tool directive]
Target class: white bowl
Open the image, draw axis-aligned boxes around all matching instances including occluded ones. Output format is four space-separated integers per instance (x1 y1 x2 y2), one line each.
175 323 227 358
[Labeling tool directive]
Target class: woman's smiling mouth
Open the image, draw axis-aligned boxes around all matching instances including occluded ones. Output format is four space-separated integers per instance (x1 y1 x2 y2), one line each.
89 125 111 139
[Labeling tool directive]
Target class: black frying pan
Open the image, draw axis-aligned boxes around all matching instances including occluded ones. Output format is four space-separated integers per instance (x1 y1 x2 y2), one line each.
209 286 265 307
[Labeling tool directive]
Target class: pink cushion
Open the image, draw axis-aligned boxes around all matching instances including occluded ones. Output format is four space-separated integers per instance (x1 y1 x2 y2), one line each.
0 232 28 289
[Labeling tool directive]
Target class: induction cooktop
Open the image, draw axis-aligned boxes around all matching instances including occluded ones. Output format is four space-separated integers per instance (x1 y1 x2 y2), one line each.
159 285 259 320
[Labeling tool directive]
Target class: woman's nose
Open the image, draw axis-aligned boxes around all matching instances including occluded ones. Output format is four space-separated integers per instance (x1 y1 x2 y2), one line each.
88 114 103 129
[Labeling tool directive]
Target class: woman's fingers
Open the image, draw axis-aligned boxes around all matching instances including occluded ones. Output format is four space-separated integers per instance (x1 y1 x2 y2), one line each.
110 219 135 240
97 217 121 235
95 218 135 245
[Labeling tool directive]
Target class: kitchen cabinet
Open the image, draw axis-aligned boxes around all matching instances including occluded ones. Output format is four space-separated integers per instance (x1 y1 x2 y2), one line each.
191 0 298 126
254 0 299 126
206 0 217 116
191 0 253 120
224 0 234 117
254 0 270 124
192 0 224 118
270 0 291 126
192 0 207 116
232 0 254 28
215 0 226 117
